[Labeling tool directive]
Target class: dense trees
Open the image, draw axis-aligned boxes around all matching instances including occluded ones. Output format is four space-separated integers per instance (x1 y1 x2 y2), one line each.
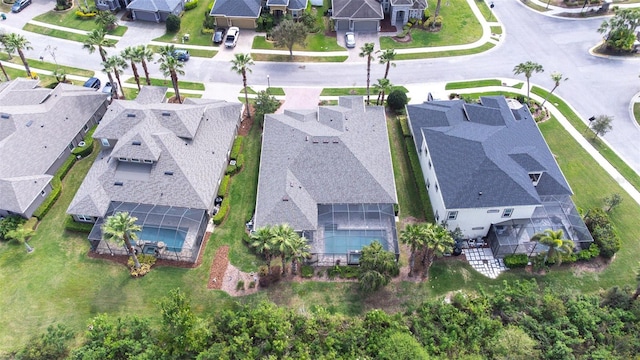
18 281 640 359
598 8 640 52
249 224 310 276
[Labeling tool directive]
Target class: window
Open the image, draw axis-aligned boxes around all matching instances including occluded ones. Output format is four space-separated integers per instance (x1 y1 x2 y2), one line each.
77 215 94 222
40 190 46 197
131 158 141 163
101 138 109 147
529 172 542 186
472 226 484 230
426 178 430 189
83 124 89 131
435 183 439 192
487 209 500 213
143 159 153 164
435 210 439 222
502 208 514 218
118 157 128 162
428 160 432 169
447 211 458 220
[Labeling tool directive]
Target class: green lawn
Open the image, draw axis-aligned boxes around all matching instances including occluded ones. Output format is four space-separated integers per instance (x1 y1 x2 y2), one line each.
476 0 493 21
32 9 127 35
320 86 409 96
153 2 216 46
490 26 503 35
380 0 482 49
165 91 203 99
125 77 205 91
147 45 217 59
23 23 93 43
0 53 94 78
445 79 501 90
253 34 343 52
250 53 348 62
634 103 640 126
394 42 495 60
243 87 286 96
2 67 84 87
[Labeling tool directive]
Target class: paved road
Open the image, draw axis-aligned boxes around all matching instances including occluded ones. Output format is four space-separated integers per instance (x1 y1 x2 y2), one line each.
2 0 639 173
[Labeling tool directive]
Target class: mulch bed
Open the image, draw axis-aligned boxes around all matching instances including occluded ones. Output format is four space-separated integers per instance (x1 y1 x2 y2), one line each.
238 106 255 136
207 245 230 290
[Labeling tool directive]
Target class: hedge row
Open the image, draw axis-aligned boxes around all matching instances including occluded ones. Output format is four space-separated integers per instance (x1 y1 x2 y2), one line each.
64 216 93 233
217 175 230 197
184 0 198 10
33 153 77 219
230 136 244 160
503 253 528 268
212 198 230 225
225 154 245 175
75 10 97 18
398 116 412 137
71 125 97 158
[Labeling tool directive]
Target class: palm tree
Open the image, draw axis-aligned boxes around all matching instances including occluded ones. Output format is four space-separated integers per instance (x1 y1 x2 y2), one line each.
533 229 574 266
83 29 113 63
4 33 33 77
358 241 399 293
0 61 9 81
513 61 544 106
377 48 396 80
373 78 393 106
102 212 142 269
95 11 118 32
540 72 566 107
359 43 375 105
158 54 185 104
230 53 254 119
157 44 176 59
289 236 311 276
431 0 443 30
102 55 127 99
135 45 154 86
250 225 274 274
6 226 35 253
400 223 426 277
121 47 142 90
271 223 297 275
421 223 454 279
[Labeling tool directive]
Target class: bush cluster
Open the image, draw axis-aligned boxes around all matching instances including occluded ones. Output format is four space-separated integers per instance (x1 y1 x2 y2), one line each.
71 126 97 158
503 253 529 268
387 90 408 111
230 136 244 160
33 178 61 220
212 197 229 225
217 175 230 197
64 216 93 233
327 265 360 279
0 215 26 241
128 254 157 278
236 280 245 290
225 154 244 175
576 243 600 261
75 7 97 18
166 14 181 33
584 207 620 258
258 265 281 287
184 0 198 11
300 265 314 278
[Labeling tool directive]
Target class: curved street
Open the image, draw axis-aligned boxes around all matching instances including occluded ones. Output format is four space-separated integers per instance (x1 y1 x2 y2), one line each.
2 0 639 173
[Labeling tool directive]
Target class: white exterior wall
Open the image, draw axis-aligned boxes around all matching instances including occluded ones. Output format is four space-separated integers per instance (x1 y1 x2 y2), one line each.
416 133 446 223
445 205 538 239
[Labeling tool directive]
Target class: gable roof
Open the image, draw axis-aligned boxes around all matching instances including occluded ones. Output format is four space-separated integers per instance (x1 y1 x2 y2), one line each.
288 0 308 10
127 0 182 12
255 96 397 231
406 96 572 210
0 79 107 215
67 92 242 217
331 0 383 19
390 0 426 9
210 0 261 18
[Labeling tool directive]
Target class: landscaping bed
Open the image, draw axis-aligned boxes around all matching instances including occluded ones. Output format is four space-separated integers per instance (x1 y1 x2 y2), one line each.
207 245 229 289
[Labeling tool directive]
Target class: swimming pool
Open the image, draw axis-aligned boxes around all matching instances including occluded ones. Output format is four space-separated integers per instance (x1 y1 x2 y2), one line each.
324 229 387 254
140 226 187 252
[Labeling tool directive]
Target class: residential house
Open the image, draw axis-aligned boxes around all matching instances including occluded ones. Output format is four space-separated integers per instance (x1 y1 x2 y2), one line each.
266 0 309 19
126 0 185 22
67 87 242 263
389 0 426 27
0 79 108 219
254 96 399 266
331 0 383 32
210 0 262 29
406 96 593 257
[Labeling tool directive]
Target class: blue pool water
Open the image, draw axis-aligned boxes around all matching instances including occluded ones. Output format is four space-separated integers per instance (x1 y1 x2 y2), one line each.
140 226 186 252
324 229 387 254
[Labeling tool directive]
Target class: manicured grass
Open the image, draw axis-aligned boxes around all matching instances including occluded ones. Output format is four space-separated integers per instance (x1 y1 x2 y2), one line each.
320 86 409 96
490 26 503 35
512 82 524 89
123 87 140 100
633 103 640 126
445 79 501 90
23 23 93 43
253 34 343 52
394 42 495 60
244 87 286 96
165 91 203 99
0 53 95 78
531 86 640 192
32 9 127 36
522 0 551 12
380 0 482 49
476 0 494 21
250 53 348 62
147 45 217 59
152 2 216 46
125 77 205 91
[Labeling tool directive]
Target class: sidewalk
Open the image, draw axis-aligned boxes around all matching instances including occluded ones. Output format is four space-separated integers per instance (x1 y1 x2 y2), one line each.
525 0 640 17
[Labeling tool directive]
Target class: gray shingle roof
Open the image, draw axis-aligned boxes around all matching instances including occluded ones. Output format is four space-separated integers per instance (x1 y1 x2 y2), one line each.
0 79 108 215
255 96 397 231
332 0 383 19
127 0 182 12
135 86 167 104
406 96 572 210
267 0 288 5
67 94 242 217
390 0 426 9
210 0 261 18
288 0 308 9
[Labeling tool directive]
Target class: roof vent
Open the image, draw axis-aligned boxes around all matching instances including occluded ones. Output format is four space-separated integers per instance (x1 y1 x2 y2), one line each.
282 196 289 202
132 141 141 146
162 112 171 116
332 140 339 144
164 171 174 176
26 120 33 127
0 114 9 119
114 181 123 186
127 113 136 118
322 139 329 144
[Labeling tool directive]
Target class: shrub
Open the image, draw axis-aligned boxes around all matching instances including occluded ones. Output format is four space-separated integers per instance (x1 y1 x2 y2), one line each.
503 253 529 268
71 125 97 158
212 197 230 225
56 156 77 181
217 175 230 197
236 280 245 291
0 215 26 241
248 281 256 288
184 0 198 11
64 216 94 233
327 265 360 279
398 115 411 137
225 164 238 175
584 208 620 258
258 265 269 277
301 265 314 278
166 14 181 33
128 254 156 277
230 136 244 160
235 153 245 171
576 243 600 261
387 90 408 111
203 12 216 29
259 266 281 287
33 180 61 220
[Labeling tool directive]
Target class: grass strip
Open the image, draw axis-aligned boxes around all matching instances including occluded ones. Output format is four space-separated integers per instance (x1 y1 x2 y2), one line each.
147 45 217 59
633 103 640 126
250 53 347 62
252 34 344 52
125 77 205 91
0 53 94 78
32 10 127 35
244 87 286 96
445 79 501 90
490 26 503 35
394 43 495 60
320 86 409 96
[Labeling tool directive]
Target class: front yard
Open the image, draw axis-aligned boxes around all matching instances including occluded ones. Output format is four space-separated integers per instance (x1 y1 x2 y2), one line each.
32 8 128 36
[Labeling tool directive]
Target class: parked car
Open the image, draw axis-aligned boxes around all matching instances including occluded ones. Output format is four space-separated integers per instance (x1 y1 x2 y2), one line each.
172 49 190 61
213 28 226 45
102 82 117 101
345 32 356 48
225 27 240 48
11 0 31 12
83 77 101 90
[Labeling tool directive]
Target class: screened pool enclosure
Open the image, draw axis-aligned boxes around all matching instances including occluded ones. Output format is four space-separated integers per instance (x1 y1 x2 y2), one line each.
88 202 208 263
306 203 399 266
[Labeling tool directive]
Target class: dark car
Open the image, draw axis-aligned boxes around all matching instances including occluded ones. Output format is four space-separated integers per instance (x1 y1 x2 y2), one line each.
172 49 190 61
11 0 31 12
213 28 226 45
83 77 101 90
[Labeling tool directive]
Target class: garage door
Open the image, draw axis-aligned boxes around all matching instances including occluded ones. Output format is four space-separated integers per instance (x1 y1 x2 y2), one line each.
353 20 378 32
